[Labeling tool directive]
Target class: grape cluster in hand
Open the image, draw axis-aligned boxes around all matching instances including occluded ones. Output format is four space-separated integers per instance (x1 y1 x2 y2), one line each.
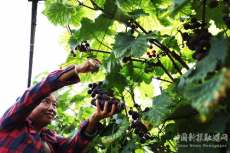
88 81 123 112
122 56 132 63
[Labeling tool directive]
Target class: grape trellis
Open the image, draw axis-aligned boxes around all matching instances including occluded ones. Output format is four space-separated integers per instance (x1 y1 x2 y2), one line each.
33 0 230 152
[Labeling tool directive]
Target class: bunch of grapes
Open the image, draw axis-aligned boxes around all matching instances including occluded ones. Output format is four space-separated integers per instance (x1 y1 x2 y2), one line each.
70 41 91 57
88 81 123 112
147 50 157 58
122 55 132 63
127 20 138 34
128 104 151 144
182 17 221 75
76 41 90 52
223 14 230 30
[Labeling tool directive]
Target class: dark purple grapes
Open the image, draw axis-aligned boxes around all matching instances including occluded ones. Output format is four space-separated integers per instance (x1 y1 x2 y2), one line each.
128 110 133 115
93 89 99 94
196 53 205 61
191 17 197 23
134 103 139 107
88 83 92 88
184 23 190 30
122 56 128 63
209 0 218 8
140 137 146 144
189 37 198 45
92 83 97 88
98 81 103 86
132 111 139 120
91 93 96 98
87 90 92 94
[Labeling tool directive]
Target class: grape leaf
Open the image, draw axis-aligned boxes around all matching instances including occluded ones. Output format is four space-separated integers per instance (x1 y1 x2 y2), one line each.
121 139 136 153
184 68 230 122
102 51 123 73
141 89 174 127
128 9 149 20
45 2 76 27
170 0 190 17
193 2 226 29
73 15 115 43
130 68 154 84
120 62 134 76
102 0 131 23
68 36 79 51
102 72 129 94
156 7 171 27
168 104 194 119
101 117 129 143
184 33 228 84
59 31 72 52
68 6 85 28
112 32 135 58
210 109 230 133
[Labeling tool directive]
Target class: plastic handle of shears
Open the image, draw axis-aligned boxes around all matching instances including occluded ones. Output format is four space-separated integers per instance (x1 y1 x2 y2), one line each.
90 64 101 71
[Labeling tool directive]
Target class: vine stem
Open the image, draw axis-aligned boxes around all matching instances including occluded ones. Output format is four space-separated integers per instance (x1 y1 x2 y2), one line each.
202 0 206 30
164 111 199 122
135 20 189 71
77 0 97 10
130 85 136 104
153 39 183 75
157 59 174 83
90 49 111 54
121 94 128 117
67 25 73 36
153 77 173 83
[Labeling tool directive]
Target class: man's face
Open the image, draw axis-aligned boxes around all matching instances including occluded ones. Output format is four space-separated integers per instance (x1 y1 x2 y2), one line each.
28 93 57 127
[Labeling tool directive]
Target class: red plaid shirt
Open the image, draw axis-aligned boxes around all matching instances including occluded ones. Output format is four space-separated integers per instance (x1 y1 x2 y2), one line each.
0 65 103 153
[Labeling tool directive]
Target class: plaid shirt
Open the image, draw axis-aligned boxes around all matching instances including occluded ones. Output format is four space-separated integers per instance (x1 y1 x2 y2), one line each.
0 65 103 153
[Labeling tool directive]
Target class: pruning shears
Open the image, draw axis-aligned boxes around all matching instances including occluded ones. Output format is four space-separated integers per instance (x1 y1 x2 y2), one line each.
90 64 101 71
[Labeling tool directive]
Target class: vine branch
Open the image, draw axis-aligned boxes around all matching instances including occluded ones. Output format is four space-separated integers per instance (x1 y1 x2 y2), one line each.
157 59 174 83
202 0 206 30
164 111 199 122
121 94 128 117
77 0 97 10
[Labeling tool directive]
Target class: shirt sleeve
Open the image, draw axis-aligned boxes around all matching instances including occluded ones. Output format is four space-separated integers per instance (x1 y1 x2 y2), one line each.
55 119 104 153
0 65 80 132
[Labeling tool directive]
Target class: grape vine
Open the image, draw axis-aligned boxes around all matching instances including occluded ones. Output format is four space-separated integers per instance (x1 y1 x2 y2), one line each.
38 0 230 152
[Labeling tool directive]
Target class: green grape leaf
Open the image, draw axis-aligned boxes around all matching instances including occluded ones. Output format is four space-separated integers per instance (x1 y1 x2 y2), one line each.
129 33 149 58
170 0 190 17
112 32 135 58
184 34 228 84
102 0 131 23
102 72 129 94
121 139 136 153
45 2 76 27
210 109 230 133
141 89 174 127
74 15 115 43
130 68 154 84
101 117 129 143
68 6 85 28
59 31 72 52
184 68 230 122
128 9 149 20
168 104 195 119
102 51 123 73
156 7 171 27
68 36 79 51
120 62 134 76
193 2 226 29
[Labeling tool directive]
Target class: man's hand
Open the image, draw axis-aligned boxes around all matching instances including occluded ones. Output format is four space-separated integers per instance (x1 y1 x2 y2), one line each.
76 58 101 74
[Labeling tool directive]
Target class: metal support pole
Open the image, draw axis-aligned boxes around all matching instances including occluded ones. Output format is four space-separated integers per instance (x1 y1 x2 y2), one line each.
27 0 38 88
